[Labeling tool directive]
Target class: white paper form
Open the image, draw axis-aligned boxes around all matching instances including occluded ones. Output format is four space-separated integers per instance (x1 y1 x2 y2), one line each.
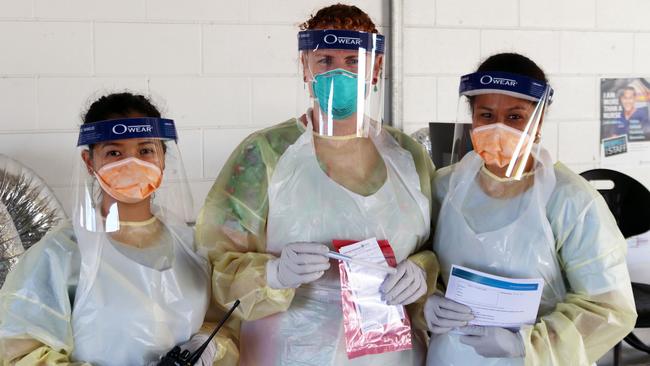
339 238 404 333
445 265 544 329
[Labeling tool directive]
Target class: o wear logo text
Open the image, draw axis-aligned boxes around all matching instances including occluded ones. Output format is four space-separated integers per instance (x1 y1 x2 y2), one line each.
324 34 338 44
480 75 493 84
112 124 153 134
323 34 362 46
480 75 517 87
112 124 128 134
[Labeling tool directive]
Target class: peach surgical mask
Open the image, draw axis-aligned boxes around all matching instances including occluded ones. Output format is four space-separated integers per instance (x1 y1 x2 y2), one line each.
470 123 530 168
96 157 162 203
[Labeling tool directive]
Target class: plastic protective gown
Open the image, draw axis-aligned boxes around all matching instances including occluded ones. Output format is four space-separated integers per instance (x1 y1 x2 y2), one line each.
430 154 637 366
195 119 439 364
0 222 239 366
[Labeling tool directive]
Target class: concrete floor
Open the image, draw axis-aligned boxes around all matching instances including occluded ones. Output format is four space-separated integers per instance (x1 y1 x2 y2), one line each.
597 329 650 366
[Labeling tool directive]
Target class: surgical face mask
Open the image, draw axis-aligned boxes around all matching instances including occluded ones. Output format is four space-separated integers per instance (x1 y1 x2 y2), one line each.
95 157 162 204
470 123 531 168
312 68 359 120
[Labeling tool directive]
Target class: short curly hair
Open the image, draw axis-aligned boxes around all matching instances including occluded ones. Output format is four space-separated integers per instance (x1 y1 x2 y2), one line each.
300 3 378 33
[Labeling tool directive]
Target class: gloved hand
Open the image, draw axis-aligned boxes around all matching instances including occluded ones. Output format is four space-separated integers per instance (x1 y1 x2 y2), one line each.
379 259 427 305
424 293 474 333
149 333 218 366
181 333 218 366
458 325 525 358
267 242 331 289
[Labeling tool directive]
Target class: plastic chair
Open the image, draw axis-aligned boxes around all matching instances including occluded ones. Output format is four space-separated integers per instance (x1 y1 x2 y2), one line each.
580 169 650 366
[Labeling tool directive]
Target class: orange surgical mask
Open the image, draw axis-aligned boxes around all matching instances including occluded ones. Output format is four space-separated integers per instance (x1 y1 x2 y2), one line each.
470 123 530 168
95 157 162 203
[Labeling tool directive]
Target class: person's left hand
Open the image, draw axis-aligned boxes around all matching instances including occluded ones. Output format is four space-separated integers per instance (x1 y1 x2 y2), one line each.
181 333 218 366
150 333 218 366
379 259 427 305
458 325 525 358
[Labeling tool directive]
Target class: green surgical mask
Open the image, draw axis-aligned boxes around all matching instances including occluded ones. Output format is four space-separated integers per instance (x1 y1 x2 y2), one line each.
312 69 360 120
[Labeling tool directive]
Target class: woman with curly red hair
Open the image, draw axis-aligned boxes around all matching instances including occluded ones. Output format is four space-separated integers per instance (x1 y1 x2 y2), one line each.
196 3 438 366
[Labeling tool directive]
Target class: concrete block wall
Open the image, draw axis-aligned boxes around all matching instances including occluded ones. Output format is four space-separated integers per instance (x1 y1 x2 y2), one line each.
403 0 650 188
0 0 387 215
1 0 649 218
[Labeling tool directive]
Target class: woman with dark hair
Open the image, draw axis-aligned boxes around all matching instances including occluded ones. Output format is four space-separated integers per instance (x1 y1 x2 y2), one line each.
196 4 437 365
424 53 636 365
0 93 238 365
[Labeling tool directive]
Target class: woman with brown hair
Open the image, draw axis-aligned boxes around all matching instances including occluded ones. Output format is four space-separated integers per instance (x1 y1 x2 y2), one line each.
196 4 438 365
0 93 238 365
425 53 636 365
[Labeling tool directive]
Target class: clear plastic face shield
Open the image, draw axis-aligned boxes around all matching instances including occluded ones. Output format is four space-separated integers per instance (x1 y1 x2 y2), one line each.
452 71 554 179
297 29 385 138
73 118 193 233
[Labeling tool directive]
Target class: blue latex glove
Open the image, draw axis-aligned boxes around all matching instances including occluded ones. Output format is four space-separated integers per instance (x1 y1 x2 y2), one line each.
458 325 525 358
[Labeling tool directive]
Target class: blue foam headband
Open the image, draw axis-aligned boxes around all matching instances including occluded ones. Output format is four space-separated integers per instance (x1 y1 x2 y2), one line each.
77 118 177 146
459 71 554 103
298 29 385 54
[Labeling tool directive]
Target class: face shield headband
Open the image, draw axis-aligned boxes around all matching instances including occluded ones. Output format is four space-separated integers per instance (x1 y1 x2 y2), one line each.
77 117 177 146
298 29 385 54
75 117 187 233
297 29 386 137
459 71 553 179
459 71 553 104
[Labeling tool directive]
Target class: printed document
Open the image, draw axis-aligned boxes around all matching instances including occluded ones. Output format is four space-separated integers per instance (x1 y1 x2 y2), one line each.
445 265 544 328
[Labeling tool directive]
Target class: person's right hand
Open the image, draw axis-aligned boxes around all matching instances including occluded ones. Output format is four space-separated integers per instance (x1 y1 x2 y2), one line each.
424 293 474 334
267 242 331 289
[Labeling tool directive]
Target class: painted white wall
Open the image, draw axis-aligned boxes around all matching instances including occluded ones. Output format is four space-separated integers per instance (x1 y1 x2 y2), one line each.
403 0 650 189
0 0 388 215
0 0 648 218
